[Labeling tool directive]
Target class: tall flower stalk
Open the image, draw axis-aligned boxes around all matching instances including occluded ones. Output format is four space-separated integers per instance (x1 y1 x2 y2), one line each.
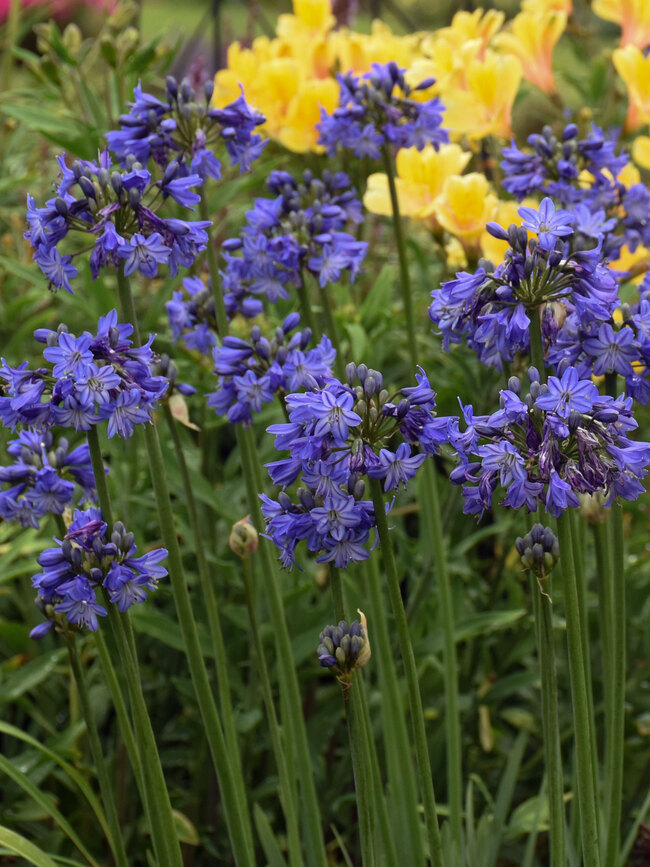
382 145 462 851
114 268 257 866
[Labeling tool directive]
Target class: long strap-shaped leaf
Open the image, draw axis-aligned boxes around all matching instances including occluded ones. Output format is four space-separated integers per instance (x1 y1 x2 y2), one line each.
0 825 58 867
0 721 109 840
0 754 99 866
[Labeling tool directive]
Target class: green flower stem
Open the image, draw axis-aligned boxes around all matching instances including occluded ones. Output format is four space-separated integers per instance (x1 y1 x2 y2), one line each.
312 277 345 378
530 579 566 867
556 511 601 867
65 637 129 867
603 504 625 867
92 629 143 794
242 554 304 867
237 424 328 867
529 308 546 379
603 372 626 867
356 677 400 867
115 269 256 866
369 478 444 867
199 196 230 337
329 567 375 867
381 145 418 371
362 555 425 867
421 459 463 851
86 427 183 867
162 404 242 761
298 269 320 340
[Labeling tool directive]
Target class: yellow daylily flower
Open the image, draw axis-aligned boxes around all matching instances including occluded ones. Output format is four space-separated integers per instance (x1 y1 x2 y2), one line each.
593 0 650 48
363 143 472 219
433 173 499 249
277 0 335 37
277 77 339 153
522 0 572 12
614 44 650 130
494 10 566 94
443 50 522 140
610 243 650 282
422 8 505 57
632 135 650 169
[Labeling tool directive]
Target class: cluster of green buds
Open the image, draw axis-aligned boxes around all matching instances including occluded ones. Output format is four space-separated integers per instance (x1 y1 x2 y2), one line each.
317 612 371 684
515 524 560 597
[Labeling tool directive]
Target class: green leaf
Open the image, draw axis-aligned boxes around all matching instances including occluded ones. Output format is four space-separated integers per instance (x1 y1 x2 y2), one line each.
344 322 368 359
454 610 526 642
0 648 67 705
253 804 287 867
0 825 58 867
0 721 110 841
0 755 99 866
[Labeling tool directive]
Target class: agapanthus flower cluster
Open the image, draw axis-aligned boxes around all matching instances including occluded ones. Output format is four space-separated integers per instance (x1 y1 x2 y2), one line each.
106 78 266 179
501 124 628 205
317 61 448 158
220 168 367 318
207 313 336 427
0 431 95 529
30 508 168 638
501 123 650 259
515 524 560 579
261 363 451 568
429 197 619 370
0 310 167 438
448 365 650 520
317 615 371 682
547 270 650 403
26 149 210 291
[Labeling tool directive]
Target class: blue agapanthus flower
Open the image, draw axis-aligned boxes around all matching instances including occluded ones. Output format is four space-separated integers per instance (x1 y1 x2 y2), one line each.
25 149 210 291
430 196 619 370
317 62 448 158
106 79 266 179
0 311 167 437
30 509 167 638
448 365 650 520
220 168 366 318
207 313 336 427
261 364 453 568
0 431 96 529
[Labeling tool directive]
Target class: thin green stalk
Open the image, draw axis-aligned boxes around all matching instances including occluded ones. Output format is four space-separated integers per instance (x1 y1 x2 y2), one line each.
531 578 566 867
86 426 183 867
1 0 20 93
381 146 418 370
369 478 444 867
362 555 425 867
298 269 320 339
329 568 375 867
356 677 400 867
604 504 625 867
238 425 328 867
421 460 463 852
66 637 129 867
114 270 256 866
162 404 241 760
529 308 546 378
312 278 345 378
593 521 613 743
199 196 229 336
556 512 601 867
242 554 304 867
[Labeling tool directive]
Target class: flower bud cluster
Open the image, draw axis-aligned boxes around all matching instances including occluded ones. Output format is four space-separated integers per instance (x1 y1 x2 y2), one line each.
317 61 448 159
0 430 96 529
317 615 371 682
207 313 336 427
515 524 560 578
30 508 168 639
106 79 266 178
0 310 167 438
220 168 366 318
